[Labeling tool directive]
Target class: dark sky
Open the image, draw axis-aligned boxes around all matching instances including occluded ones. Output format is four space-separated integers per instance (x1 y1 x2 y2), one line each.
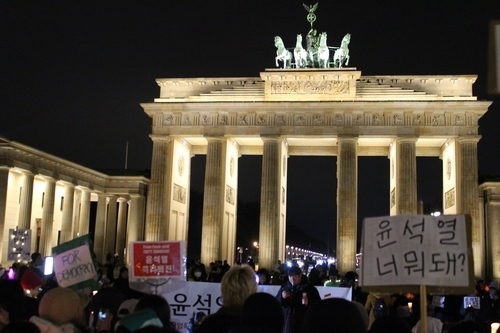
1 1 500 252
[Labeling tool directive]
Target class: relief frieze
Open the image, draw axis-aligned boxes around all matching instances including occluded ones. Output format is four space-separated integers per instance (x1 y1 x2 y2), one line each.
372 114 383 125
163 114 174 126
257 115 267 125
313 114 323 125
445 188 455 209
219 115 228 125
226 185 235 205
173 184 186 204
295 115 306 125
276 115 286 125
270 80 349 95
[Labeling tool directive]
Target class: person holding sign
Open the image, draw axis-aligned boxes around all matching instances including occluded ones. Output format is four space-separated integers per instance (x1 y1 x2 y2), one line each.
276 265 321 333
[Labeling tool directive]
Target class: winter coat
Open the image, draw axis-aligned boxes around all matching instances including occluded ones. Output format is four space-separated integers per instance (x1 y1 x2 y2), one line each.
275 275 321 333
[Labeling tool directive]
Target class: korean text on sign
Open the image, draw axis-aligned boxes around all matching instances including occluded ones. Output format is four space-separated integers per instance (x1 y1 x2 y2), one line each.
131 241 182 278
360 215 470 287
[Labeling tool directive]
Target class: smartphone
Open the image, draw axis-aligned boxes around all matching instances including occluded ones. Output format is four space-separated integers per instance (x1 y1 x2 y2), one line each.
98 309 107 321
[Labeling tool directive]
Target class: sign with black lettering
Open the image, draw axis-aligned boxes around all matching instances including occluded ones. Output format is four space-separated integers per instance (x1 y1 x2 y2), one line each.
155 282 352 331
359 214 474 294
52 234 99 291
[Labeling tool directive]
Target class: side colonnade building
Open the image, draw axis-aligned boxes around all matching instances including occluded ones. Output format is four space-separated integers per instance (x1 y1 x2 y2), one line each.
0 138 149 264
141 68 493 278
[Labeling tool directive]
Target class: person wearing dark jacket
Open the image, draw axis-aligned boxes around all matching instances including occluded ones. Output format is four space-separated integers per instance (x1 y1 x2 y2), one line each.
275 265 321 333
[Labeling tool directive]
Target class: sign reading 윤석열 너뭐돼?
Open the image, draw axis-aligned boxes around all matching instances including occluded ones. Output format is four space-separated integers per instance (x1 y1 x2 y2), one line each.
359 214 474 294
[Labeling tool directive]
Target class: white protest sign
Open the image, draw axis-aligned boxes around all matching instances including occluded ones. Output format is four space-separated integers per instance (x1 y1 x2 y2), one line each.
52 235 97 290
160 281 351 332
360 214 473 290
463 296 480 309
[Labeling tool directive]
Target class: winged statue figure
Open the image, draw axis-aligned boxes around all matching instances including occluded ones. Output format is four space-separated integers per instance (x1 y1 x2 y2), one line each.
303 3 318 13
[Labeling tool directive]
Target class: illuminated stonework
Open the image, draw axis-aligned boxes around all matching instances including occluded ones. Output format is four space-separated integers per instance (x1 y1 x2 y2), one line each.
144 68 491 275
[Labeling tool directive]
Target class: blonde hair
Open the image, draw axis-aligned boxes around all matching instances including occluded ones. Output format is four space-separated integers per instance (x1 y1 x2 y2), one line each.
220 265 257 307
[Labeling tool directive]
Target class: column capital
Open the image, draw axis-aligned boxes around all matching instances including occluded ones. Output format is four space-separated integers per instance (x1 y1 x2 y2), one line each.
456 135 481 144
149 135 173 143
395 136 418 144
337 136 358 143
260 136 282 143
204 136 226 143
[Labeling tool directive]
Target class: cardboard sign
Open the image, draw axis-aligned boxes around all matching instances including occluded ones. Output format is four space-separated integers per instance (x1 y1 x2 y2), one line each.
129 241 186 280
52 234 99 291
463 296 480 309
159 282 351 332
8 228 31 262
360 214 474 294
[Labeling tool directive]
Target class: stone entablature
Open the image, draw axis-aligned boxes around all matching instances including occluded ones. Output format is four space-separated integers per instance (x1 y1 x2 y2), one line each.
142 101 487 135
154 70 479 102
0 138 149 195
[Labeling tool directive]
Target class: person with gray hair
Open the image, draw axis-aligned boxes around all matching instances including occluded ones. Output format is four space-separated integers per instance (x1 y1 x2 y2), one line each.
195 265 257 333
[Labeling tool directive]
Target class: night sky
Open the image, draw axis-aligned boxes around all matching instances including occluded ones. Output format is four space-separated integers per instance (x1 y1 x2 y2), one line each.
1 1 500 254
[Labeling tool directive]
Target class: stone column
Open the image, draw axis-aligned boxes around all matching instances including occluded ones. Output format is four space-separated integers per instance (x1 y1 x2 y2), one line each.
93 193 107 262
127 195 146 243
39 177 56 256
201 138 224 264
115 198 128 264
485 191 500 279
125 194 146 266
336 137 358 274
78 188 91 236
145 138 171 241
104 196 118 258
259 137 283 271
457 137 481 277
396 137 418 214
59 183 75 244
0 167 9 262
18 172 34 229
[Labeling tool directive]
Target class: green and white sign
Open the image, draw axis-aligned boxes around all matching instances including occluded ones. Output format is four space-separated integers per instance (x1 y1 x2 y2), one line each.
52 234 99 291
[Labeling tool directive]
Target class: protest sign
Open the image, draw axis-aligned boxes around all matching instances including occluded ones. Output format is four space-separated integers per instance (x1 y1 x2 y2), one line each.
359 214 474 294
160 282 351 332
8 228 31 261
463 296 480 309
52 234 99 291
129 241 187 293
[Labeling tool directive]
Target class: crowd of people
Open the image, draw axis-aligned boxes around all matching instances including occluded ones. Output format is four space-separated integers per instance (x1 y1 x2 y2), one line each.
0 252 499 333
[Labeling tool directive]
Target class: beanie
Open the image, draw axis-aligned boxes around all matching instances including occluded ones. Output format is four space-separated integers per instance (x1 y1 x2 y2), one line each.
115 308 163 333
20 268 43 290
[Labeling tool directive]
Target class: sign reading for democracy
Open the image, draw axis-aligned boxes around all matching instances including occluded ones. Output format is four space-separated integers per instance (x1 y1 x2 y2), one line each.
52 234 98 291
360 215 473 289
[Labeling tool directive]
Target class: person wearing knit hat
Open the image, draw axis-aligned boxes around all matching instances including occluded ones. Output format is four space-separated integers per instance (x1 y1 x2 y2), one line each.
114 308 163 333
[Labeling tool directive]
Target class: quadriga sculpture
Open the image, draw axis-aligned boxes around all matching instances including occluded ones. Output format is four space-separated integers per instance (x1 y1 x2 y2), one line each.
274 36 293 69
294 34 308 68
333 33 351 68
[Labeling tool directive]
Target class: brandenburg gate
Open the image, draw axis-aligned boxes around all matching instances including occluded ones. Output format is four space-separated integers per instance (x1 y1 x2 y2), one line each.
141 68 491 276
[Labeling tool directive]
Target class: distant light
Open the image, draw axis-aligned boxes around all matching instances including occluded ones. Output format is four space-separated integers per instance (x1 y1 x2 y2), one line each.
431 211 441 217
